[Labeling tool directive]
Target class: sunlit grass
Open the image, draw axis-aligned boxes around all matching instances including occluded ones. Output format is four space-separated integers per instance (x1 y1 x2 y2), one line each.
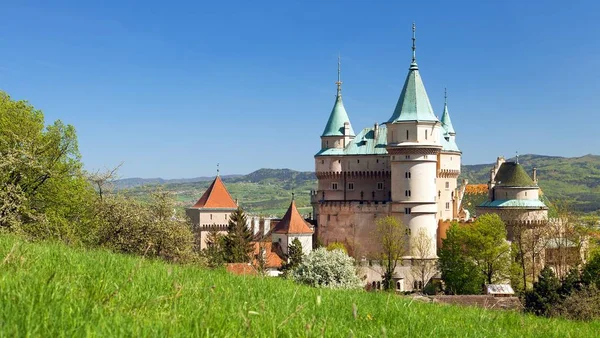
1 235 598 337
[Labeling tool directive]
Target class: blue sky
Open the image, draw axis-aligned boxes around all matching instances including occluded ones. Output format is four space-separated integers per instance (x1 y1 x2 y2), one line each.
1 0 599 178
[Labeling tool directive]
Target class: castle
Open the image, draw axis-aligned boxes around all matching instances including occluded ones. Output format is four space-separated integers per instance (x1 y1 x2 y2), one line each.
311 25 463 265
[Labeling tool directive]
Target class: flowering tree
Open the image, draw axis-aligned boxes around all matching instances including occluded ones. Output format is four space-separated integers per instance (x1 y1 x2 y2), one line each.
292 248 362 289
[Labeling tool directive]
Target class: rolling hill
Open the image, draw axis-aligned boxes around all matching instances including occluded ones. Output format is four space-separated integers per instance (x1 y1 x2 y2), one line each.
117 154 600 216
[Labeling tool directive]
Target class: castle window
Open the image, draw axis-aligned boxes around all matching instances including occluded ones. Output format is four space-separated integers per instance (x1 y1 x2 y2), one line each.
405 228 412 236
376 159 379 163
525 191 528 197
405 172 411 179
321 160 324 164
372 191 375 199
445 182 450 189
425 130 428 140
357 159 360 163
438 191 441 198
326 141 329 147
327 215 330 222
331 182 338 190
406 130 409 140
377 182 384 190
322 192 325 200
361 191 364 199
348 182 354 191
445 202 450 210
405 208 411 214
405 155 410 159
210 214 213 220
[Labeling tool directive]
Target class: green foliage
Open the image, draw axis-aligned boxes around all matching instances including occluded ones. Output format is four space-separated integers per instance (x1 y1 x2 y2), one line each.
292 247 363 289
439 223 483 294
553 284 600 321
524 267 562 317
223 207 254 263
281 238 303 277
439 215 512 294
2 235 600 336
96 191 196 263
582 251 600 288
202 226 225 268
0 91 95 242
374 216 407 290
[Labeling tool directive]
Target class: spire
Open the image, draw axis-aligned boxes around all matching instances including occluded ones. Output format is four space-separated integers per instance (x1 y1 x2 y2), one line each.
321 55 355 137
216 163 220 177
336 54 342 96
440 88 456 134
387 23 437 123
411 22 418 70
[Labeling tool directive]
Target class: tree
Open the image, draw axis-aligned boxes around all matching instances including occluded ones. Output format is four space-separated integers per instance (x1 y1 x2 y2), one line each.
439 223 483 294
281 238 303 277
525 266 562 317
223 207 254 263
581 251 600 288
0 91 96 244
439 214 511 294
203 226 225 268
291 247 362 289
373 216 407 290
410 228 437 292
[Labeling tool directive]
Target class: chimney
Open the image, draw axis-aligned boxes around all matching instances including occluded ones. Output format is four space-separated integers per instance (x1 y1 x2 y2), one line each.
532 167 537 184
373 123 379 139
343 122 350 136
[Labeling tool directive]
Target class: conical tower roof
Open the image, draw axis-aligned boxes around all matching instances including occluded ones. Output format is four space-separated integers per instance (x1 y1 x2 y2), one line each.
272 199 313 234
494 162 536 187
191 176 237 209
321 57 355 137
441 90 456 134
387 24 438 123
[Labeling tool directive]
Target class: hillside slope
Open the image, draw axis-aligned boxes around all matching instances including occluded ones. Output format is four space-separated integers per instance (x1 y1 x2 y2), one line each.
1 235 598 337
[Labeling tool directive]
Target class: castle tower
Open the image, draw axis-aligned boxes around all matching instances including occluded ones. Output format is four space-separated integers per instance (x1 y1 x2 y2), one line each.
385 24 441 258
320 56 355 151
437 89 462 221
271 196 314 256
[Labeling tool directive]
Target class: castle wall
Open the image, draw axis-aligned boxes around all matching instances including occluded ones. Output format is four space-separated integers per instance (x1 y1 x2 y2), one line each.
493 187 540 200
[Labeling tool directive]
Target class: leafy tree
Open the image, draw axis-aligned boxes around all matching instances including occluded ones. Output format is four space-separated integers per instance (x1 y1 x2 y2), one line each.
439 223 483 294
553 284 600 321
582 251 600 288
373 216 407 290
524 266 561 317
203 226 225 268
0 91 95 243
326 241 347 253
439 215 511 294
281 238 303 277
292 247 362 289
223 207 254 263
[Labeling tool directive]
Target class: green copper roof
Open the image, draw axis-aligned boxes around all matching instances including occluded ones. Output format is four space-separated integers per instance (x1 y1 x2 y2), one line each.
321 93 354 137
440 128 460 152
316 125 388 156
387 64 438 123
478 199 547 209
322 57 355 137
440 102 455 134
494 162 536 187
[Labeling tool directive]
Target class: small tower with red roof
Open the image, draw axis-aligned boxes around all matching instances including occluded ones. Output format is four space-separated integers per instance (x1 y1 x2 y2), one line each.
271 194 314 256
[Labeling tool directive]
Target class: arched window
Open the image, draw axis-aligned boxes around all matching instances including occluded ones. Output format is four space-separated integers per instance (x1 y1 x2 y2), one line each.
396 281 401 290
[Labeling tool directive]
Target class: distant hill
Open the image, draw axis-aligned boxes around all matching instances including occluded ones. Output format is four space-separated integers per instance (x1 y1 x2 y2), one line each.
118 154 600 216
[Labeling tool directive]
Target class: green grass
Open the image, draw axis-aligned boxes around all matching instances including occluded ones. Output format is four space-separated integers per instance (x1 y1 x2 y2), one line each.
2 235 598 337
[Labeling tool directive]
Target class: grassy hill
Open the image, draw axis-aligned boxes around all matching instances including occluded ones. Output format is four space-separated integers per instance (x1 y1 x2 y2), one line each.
118 154 600 217
2 235 598 337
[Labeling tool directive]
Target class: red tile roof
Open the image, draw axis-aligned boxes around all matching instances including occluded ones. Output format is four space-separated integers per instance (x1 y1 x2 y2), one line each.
252 241 284 269
271 200 313 234
225 263 257 276
191 176 237 209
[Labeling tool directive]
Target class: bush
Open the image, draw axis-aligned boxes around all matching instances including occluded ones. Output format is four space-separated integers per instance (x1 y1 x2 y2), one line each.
291 248 362 289
553 284 600 321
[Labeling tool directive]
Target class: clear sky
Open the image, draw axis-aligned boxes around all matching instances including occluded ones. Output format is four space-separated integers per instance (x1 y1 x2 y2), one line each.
1 0 599 178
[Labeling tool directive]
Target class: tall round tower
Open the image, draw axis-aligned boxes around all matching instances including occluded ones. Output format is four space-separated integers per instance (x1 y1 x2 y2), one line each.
385 24 441 258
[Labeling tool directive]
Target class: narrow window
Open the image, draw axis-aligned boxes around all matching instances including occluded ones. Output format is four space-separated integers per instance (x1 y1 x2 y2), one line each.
360 191 364 199
406 130 409 140
331 182 338 190
357 159 360 163
327 215 331 221
425 130 428 140
525 191 528 197
348 182 354 190
445 182 450 189
409 190 411 197
377 182 384 190
376 159 379 163
438 191 441 198
372 191 375 199
210 214 213 220
445 202 450 210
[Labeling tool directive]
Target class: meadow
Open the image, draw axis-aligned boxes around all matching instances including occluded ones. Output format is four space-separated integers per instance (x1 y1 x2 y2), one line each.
1 235 599 337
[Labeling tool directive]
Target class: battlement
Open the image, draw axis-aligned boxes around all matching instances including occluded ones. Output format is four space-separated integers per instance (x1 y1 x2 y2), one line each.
318 200 392 213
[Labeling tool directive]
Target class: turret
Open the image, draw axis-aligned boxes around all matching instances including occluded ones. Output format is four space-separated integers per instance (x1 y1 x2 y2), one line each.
385 23 441 258
320 56 355 150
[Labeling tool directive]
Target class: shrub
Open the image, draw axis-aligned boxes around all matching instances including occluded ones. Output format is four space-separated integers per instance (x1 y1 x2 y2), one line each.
326 242 347 253
553 284 600 321
291 248 362 289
